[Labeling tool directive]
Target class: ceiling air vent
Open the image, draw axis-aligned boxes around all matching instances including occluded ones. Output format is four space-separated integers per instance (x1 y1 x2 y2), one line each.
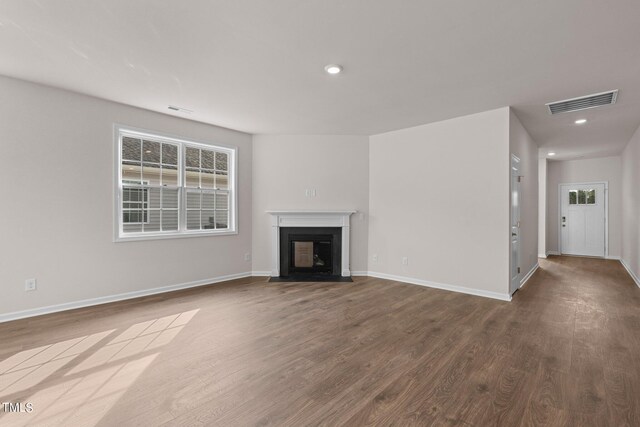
168 105 193 114
546 90 618 115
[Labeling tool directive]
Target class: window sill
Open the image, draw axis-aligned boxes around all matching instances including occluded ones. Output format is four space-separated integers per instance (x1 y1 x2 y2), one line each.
114 229 238 243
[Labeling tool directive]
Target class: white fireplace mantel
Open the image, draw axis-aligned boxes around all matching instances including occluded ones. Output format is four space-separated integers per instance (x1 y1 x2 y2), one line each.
267 210 356 277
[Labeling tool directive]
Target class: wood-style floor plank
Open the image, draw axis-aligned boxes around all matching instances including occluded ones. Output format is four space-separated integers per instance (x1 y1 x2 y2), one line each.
0 256 639 426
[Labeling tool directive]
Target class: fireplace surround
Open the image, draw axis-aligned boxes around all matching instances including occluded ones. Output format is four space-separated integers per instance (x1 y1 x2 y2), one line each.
267 211 355 278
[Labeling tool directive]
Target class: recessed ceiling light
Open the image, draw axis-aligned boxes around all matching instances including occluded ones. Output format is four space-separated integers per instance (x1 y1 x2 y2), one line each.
575 119 587 125
548 152 556 156
324 64 342 75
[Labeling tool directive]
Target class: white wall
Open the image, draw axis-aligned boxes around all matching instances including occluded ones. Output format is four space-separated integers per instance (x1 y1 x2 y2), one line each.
538 158 547 257
251 135 369 274
368 108 511 299
546 156 622 257
1 76 548 316
622 124 640 283
509 110 539 279
0 76 253 317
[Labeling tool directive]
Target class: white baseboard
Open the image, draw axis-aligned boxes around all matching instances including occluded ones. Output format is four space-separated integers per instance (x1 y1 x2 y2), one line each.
538 254 547 259
547 251 561 256
365 271 511 302
251 271 272 277
351 271 368 276
620 259 640 289
605 255 621 260
520 263 539 289
0 272 253 324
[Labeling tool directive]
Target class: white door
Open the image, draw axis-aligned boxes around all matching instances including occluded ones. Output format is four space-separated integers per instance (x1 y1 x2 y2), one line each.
560 183 606 257
510 156 521 295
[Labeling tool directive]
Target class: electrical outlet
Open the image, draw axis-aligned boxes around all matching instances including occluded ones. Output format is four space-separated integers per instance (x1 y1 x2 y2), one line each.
372 254 378 263
25 278 37 292
244 253 251 262
402 257 409 265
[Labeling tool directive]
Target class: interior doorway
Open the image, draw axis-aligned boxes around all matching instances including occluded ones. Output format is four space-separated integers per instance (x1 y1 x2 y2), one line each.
510 155 521 295
559 182 607 257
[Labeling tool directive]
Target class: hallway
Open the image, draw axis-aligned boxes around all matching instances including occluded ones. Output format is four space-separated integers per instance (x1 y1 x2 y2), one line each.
511 255 640 425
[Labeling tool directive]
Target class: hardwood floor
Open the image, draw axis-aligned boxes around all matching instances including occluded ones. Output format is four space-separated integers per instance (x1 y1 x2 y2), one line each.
1 255 639 426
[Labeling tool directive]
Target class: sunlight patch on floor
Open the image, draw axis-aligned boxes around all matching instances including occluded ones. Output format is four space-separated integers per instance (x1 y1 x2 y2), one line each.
68 309 199 375
0 330 115 396
0 308 199 427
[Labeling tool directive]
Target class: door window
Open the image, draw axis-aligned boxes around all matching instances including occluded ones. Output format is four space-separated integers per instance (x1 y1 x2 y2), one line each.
568 189 596 205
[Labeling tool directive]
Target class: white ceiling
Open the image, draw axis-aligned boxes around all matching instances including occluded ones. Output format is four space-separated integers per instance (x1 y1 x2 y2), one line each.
2 0 640 159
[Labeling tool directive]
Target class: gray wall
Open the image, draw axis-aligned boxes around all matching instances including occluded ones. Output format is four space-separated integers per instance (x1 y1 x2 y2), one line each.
0 76 253 316
368 108 511 298
251 135 370 274
538 158 547 256
2 76 550 316
622 124 640 281
509 109 539 279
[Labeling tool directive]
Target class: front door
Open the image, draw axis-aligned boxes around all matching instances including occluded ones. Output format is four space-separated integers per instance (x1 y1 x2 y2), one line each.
560 183 606 257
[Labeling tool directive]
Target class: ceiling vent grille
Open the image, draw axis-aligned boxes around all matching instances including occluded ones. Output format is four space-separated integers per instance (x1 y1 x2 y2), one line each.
546 90 618 115
168 105 193 114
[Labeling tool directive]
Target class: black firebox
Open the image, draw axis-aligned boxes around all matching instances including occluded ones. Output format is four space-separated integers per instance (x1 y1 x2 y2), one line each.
278 227 342 278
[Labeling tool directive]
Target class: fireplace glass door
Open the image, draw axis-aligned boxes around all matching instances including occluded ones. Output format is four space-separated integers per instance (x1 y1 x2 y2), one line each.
290 238 332 273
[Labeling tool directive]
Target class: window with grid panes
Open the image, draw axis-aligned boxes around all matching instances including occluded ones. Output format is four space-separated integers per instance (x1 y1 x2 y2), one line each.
184 146 230 231
116 127 236 240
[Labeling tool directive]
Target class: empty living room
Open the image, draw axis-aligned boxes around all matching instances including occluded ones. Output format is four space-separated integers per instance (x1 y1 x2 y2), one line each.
2 1 640 426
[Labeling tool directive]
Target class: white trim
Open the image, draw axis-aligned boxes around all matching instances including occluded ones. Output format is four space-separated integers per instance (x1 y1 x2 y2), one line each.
620 259 640 288
605 255 621 260
351 271 368 276
267 210 356 277
557 181 608 257
538 254 547 259
0 272 252 323
251 271 272 277
366 271 512 302
266 210 357 215
547 251 561 256
519 263 539 289
113 229 238 243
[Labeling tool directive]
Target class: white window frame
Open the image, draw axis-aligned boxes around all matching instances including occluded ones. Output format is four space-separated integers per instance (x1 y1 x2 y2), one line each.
114 125 238 242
